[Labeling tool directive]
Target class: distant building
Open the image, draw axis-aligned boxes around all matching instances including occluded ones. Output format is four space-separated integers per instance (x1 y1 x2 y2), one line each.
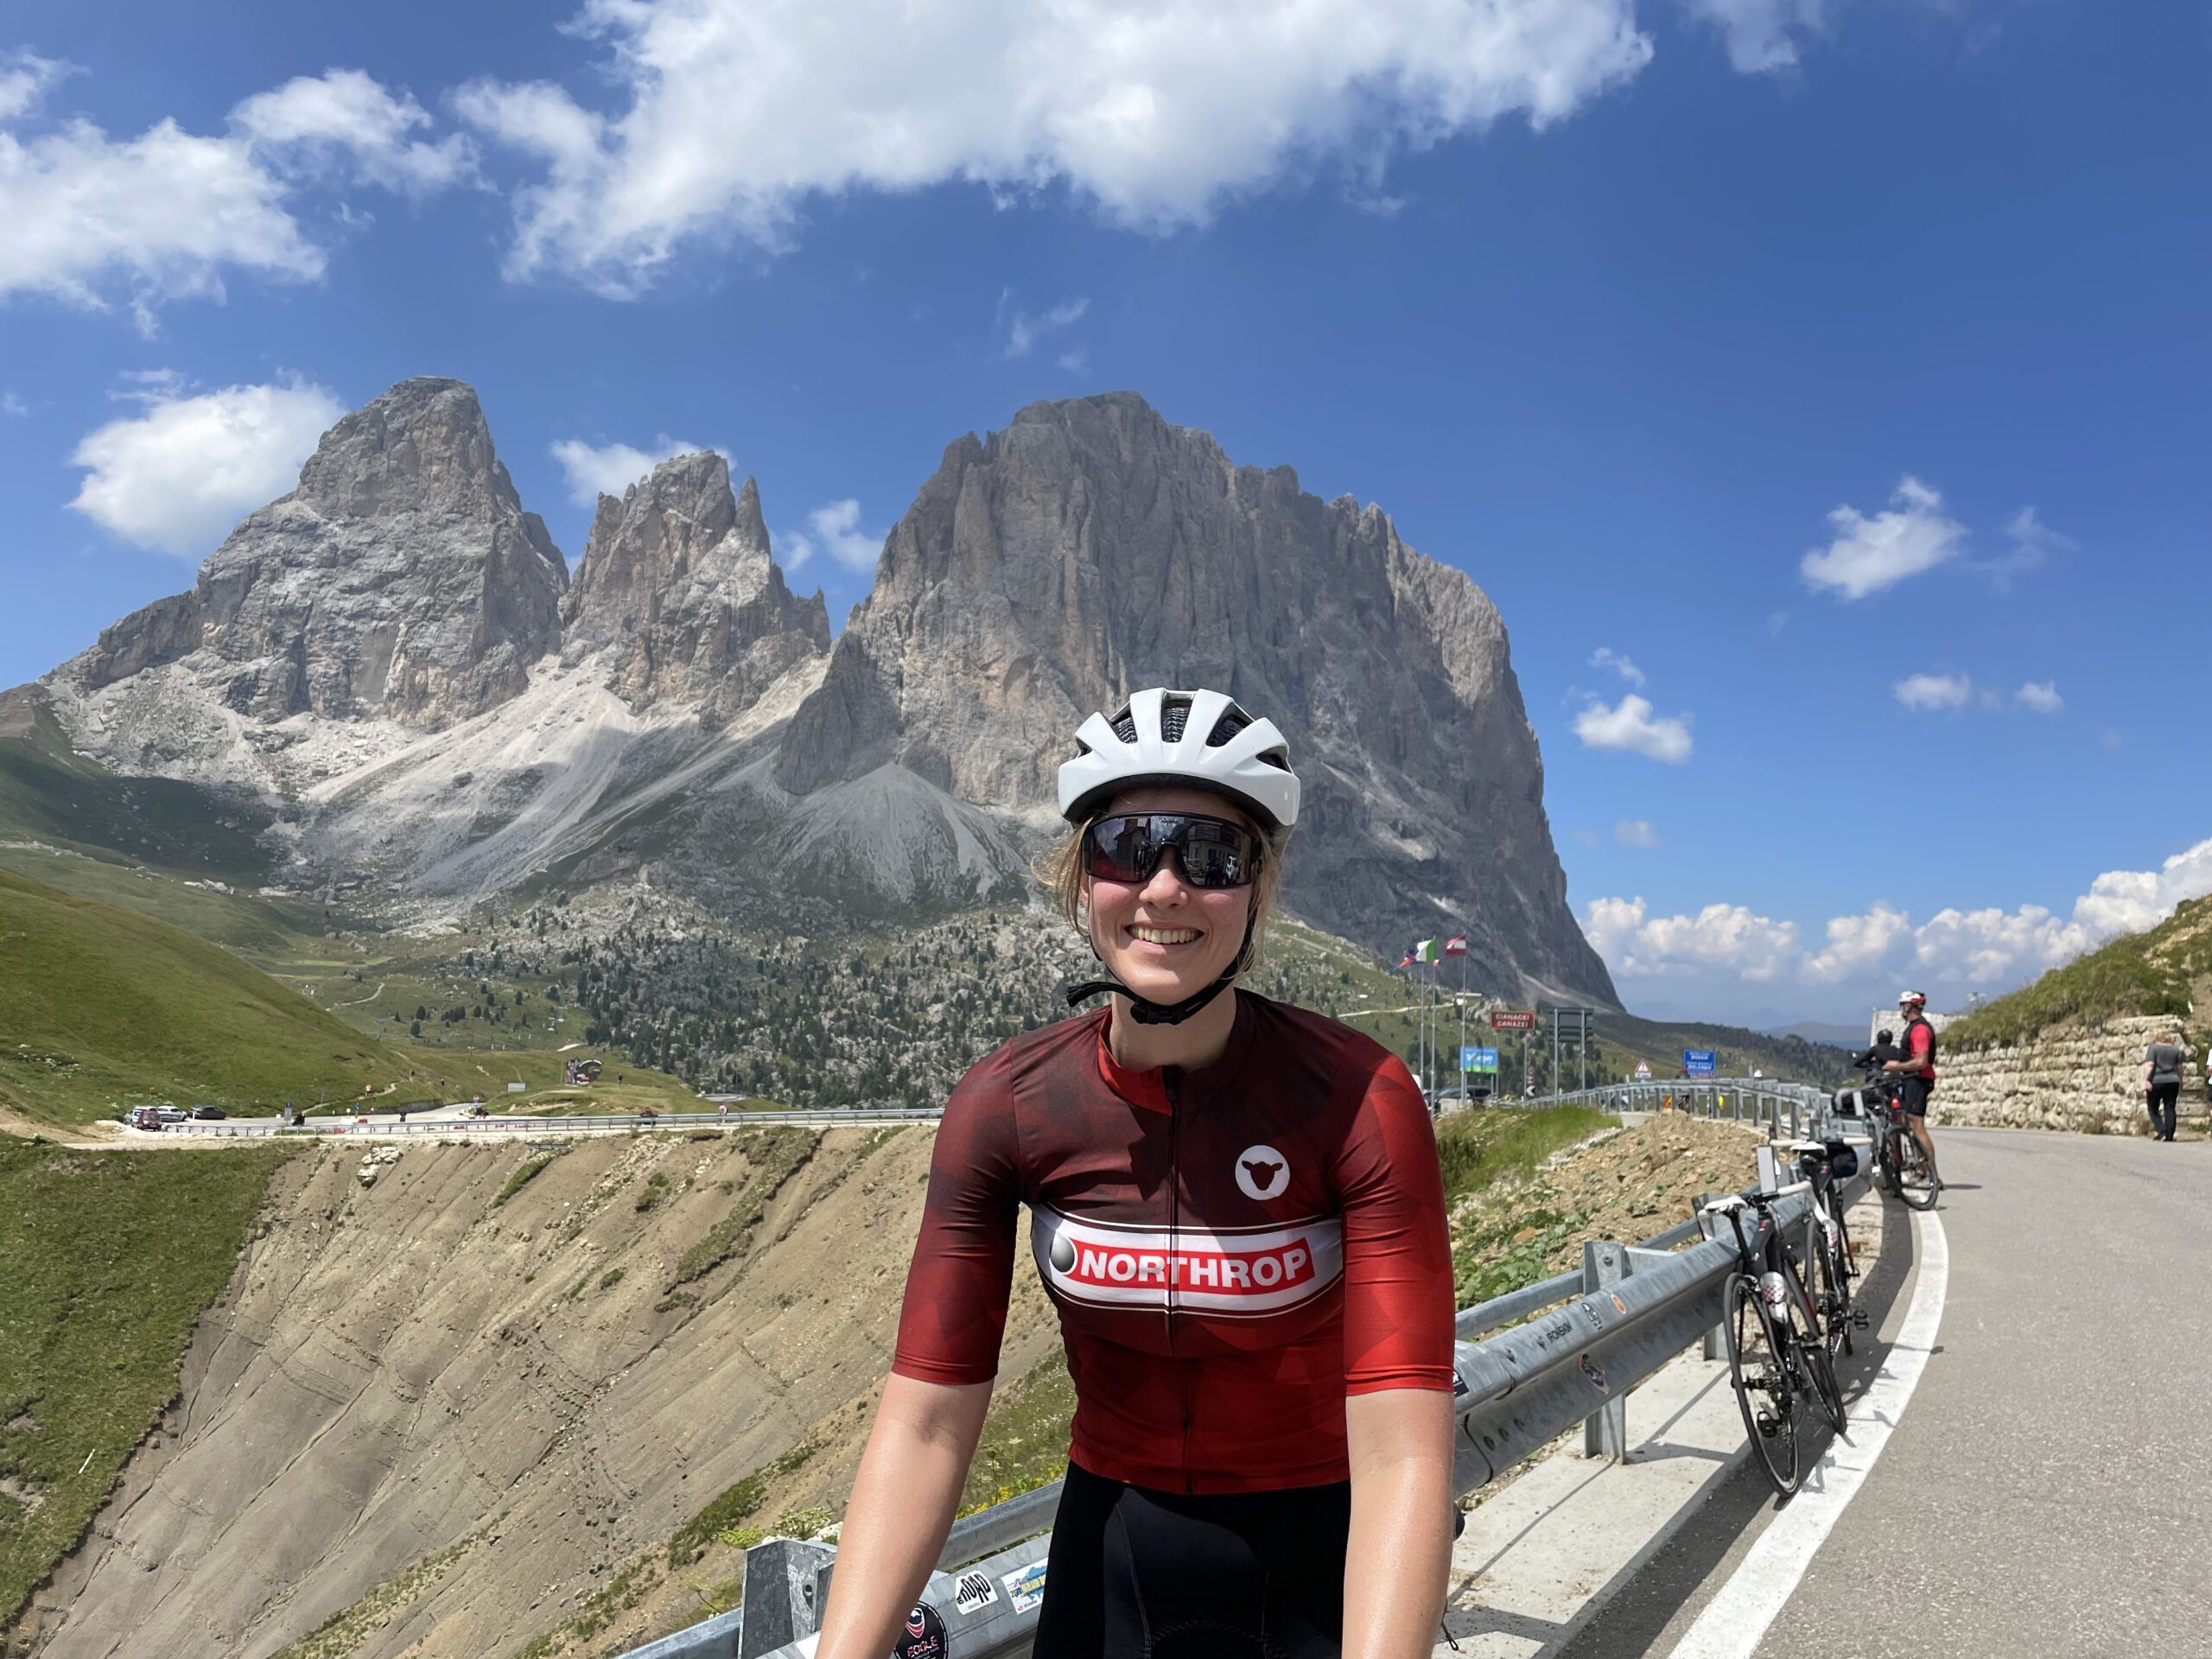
1867 1007 1957 1046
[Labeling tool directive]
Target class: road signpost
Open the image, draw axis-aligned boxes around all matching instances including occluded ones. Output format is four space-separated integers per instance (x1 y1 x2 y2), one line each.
1682 1049 1718 1077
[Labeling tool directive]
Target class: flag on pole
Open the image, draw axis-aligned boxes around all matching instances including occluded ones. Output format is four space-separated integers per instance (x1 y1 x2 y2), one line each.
1393 951 1414 971
1443 935 1467 957
1414 938 1438 963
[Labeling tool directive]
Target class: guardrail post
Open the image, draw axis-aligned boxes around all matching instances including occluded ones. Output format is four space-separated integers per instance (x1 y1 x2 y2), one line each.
738 1538 836 1656
1695 1193 1730 1360
1580 1241 1629 1460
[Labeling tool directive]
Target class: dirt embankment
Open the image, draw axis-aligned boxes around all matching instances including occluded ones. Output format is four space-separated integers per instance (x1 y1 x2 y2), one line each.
15 1127 1057 1659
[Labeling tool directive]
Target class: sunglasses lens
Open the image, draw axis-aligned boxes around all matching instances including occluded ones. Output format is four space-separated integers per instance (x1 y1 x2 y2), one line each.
1086 818 1154 883
1176 821 1251 888
1084 815 1259 889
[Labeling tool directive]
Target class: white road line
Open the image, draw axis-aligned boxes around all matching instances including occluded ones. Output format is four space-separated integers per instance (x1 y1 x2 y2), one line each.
1666 1204 1949 1659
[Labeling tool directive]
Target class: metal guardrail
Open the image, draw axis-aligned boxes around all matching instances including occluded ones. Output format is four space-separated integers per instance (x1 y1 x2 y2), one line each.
162 1107 944 1139
617 1090 1872 1659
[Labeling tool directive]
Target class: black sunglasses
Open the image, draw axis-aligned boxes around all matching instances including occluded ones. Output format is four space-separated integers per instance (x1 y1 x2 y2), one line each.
1084 813 1263 890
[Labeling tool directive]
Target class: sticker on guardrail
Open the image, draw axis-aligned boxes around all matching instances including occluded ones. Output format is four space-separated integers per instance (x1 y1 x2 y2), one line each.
893 1602 946 1658
1001 1561 1048 1614
1580 1354 1611 1394
953 1570 999 1614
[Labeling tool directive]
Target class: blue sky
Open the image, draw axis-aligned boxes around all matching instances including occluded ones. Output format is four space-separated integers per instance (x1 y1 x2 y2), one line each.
2 1 2206 1026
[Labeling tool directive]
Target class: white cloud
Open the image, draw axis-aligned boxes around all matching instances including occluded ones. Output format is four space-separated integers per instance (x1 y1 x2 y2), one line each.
1614 818 1662 848
1582 895 1802 981
2015 680 2063 715
231 69 475 194
1802 902 1912 983
1680 0 1828 73
779 499 884 573
458 0 1659 294
1892 671 1972 711
1980 505 2071 588
1057 347 1089 374
1 62 467 327
1 391 25 417
1801 475 1967 601
1003 293 1089 358
2070 838 2212 939
0 48 67 122
550 435 712 505
1573 693 1693 763
1583 837 2212 1001
1589 645 1645 687
68 376 346 556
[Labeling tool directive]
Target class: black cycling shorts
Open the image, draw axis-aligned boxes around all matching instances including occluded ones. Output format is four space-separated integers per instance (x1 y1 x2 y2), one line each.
1032 1459 1351 1659
1898 1076 1933 1118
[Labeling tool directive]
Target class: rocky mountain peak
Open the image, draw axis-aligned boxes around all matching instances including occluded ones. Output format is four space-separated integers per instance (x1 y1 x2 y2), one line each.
772 390 1614 1002
51 377 569 747
563 452 830 724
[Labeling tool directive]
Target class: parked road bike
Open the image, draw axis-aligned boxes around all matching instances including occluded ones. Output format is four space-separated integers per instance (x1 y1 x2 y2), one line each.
1835 1068 1940 1211
1702 1183 1847 1497
1782 1140 1867 1360
1872 1088 1941 1211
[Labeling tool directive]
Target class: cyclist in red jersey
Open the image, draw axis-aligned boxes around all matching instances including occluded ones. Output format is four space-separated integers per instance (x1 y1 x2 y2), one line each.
818 689 1457 1659
1882 988 1943 1189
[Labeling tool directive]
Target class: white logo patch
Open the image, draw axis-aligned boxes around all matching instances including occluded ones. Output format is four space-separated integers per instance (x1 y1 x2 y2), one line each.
954 1570 998 1613
1234 1144 1290 1202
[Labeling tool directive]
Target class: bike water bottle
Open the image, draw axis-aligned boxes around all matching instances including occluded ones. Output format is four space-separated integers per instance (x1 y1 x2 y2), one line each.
1759 1270 1789 1312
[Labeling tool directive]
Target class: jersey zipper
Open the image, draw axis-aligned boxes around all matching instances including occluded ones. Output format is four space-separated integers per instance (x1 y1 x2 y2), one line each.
1163 1066 1193 1493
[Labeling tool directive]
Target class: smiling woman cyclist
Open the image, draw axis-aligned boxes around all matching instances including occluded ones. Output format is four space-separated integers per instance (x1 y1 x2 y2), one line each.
817 688 1458 1659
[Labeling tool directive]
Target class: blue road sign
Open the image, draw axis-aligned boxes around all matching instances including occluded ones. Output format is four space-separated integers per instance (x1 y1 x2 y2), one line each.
1461 1046 1500 1073
1682 1050 1718 1076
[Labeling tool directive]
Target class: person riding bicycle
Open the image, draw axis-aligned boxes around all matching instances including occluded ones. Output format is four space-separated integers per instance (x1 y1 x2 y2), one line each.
1880 991 1942 1190
818 688 1458 1659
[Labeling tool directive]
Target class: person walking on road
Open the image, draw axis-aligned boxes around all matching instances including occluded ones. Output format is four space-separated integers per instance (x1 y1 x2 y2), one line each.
817 689 1457 1659
2145 1031 2185 1141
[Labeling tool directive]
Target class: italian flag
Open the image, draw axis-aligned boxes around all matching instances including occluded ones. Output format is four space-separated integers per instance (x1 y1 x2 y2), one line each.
1414 938 1438 963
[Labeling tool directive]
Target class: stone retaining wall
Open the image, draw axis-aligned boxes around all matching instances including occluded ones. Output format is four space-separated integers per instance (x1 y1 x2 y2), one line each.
1936 1014 2202 1133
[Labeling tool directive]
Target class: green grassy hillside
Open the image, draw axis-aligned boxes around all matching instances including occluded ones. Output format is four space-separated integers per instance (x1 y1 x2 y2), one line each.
1940 895 2212 1050
0 1136 293 1631
0 690 274 883
0 869 696 1129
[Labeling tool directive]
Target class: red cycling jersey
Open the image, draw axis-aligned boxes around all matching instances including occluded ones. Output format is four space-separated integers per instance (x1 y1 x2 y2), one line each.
1904 1017 1937 1082
891 990 1455 1495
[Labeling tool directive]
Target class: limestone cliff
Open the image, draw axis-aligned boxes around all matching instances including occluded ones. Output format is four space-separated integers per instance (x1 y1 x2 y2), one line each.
773 391 1614 1003
563 453 830 727
53 378 567 746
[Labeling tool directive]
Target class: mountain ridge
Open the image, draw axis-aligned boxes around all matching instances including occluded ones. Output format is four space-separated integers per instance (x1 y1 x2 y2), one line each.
20 379 1616 1006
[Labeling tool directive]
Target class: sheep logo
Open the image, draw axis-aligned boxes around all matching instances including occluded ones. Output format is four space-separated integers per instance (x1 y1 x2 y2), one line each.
1235 1145 1290 1202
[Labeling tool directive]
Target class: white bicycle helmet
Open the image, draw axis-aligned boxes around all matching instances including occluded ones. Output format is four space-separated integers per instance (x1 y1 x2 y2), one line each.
1057 687 1300 832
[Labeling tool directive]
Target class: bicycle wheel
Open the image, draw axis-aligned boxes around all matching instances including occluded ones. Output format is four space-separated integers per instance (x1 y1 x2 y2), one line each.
1894 1132 1941 1211
1780 1255 1847 1432
1724 1274 1803 1497
1876 1128 1899 1199
1815 1212 1853 1359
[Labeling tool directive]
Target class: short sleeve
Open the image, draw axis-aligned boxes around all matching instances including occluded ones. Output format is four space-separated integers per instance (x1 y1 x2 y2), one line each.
1332 1054 1456 1395
889 1050 1022 1387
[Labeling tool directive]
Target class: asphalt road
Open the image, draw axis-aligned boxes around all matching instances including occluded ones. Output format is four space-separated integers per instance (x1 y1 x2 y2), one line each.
1561 1128 2212 1659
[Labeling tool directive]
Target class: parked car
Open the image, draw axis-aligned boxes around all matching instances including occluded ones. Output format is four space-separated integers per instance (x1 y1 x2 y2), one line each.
155 1104 188 1124
129 1105 165 1130
189 1104 227 1120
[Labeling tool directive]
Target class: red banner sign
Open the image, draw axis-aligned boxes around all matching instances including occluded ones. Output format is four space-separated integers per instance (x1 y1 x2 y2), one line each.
1489 1010 1535 1031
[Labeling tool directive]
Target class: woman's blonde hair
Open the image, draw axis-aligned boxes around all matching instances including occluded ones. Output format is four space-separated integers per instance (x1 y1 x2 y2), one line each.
1035 805 1287 973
